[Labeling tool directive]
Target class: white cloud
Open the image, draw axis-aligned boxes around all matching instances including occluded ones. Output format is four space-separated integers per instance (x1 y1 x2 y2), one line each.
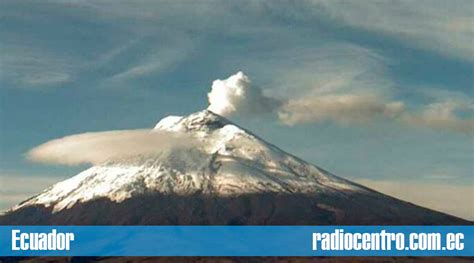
1 3 195 89
401 100 474 134
0 43 76 87
357 179 474 220
313 0 474 60
27 129 196 166
279 94 404 125
207 71 280 116
106 41 192 83
233 44 392 98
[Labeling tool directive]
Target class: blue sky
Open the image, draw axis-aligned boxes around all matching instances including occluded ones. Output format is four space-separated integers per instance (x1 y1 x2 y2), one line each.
0 0 473 218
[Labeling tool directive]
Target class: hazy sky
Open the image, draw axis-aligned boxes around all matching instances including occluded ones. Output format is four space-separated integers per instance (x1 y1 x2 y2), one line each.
0 0 473 219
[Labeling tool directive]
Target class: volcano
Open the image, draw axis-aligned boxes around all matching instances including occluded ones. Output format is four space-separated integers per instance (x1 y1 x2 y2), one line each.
0 110 468 225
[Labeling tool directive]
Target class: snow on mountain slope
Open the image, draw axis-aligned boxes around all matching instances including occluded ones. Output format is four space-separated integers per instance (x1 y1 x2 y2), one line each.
13 110 366 213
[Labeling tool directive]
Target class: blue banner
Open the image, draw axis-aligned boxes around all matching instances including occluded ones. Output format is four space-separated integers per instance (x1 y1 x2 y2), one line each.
0 226 472 256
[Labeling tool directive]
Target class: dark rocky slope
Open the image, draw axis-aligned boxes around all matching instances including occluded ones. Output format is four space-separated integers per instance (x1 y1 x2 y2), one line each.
1 192 468 225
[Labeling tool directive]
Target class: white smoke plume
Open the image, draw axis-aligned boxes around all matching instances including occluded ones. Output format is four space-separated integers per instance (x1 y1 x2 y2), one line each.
207 71 280 116
279 94 405 125
206 72 404 125
207 71 472 134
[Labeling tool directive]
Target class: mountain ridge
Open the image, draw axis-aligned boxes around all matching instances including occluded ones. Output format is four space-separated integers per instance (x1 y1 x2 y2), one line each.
1 110 470 225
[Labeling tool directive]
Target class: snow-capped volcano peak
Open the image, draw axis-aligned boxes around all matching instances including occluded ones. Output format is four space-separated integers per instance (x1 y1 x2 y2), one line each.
13 110 366 212
154 115 183 130
153 110 255 154
154 110 231 133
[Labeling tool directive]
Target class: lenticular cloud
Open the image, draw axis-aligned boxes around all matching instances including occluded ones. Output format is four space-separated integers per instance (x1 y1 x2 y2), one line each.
27 129 195 165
